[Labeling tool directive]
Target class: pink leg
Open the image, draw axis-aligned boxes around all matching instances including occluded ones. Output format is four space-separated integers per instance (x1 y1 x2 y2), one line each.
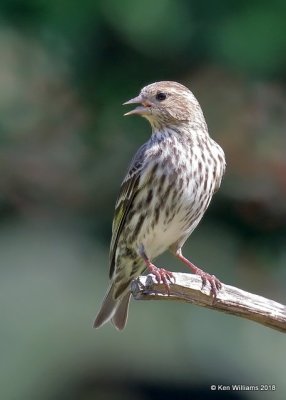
176 250 222 296
145 259 174 288
139 245 174 292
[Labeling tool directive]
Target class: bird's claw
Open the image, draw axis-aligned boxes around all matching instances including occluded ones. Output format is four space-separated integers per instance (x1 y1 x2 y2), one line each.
198 270 222 297
148 264 175 294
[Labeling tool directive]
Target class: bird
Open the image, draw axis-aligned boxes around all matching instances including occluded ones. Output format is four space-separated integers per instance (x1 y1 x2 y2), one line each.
94 81 226 330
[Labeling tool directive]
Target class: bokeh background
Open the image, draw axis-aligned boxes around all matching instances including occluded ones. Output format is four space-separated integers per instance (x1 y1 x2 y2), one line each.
1 1 286 399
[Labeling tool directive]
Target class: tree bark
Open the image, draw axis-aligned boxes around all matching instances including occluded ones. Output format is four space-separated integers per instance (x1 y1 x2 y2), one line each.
131 273 286 333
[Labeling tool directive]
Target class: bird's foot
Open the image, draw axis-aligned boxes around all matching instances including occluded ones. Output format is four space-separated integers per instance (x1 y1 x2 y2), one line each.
194 268 222 297
139 244 174 294
147 263 175 294
175 251 221 297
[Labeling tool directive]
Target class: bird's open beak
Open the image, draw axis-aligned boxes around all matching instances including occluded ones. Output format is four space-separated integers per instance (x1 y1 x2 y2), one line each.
123 95 152 116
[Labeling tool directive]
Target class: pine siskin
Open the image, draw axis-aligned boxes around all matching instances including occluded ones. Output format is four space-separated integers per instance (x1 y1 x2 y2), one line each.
94 81 226 330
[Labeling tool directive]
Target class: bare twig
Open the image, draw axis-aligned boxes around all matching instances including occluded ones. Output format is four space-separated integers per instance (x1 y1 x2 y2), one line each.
131 273 286 333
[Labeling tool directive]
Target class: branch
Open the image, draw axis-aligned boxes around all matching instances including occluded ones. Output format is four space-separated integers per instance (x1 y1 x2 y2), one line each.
131 273 286 333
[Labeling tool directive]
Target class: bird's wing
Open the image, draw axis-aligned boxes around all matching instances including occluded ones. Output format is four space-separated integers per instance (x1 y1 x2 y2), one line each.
109 143 147 278
213 143 227 193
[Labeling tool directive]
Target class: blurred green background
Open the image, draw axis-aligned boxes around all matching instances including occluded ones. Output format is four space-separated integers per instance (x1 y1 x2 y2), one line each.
1 1 286 399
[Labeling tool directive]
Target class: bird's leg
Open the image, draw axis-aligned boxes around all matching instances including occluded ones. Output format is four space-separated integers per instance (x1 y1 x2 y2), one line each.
139 245 174 292
175 249 222 297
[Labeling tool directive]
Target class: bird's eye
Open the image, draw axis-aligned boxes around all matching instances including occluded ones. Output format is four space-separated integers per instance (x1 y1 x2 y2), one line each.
156 92 167 101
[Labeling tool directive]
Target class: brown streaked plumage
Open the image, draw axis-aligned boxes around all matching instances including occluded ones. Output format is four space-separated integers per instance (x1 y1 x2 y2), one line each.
94 81 226 330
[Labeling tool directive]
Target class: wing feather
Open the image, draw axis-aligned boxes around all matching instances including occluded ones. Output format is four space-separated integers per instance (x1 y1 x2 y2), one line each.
109 143 147 278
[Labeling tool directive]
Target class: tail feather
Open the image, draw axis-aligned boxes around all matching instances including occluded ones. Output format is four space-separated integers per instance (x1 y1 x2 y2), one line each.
111 292 131 330
93 284 131 330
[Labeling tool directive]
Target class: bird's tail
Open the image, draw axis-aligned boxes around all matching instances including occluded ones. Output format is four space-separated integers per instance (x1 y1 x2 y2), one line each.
93 283 131 330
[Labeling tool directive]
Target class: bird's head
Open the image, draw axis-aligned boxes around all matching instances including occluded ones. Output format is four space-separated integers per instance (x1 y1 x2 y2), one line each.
123 81 203 129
